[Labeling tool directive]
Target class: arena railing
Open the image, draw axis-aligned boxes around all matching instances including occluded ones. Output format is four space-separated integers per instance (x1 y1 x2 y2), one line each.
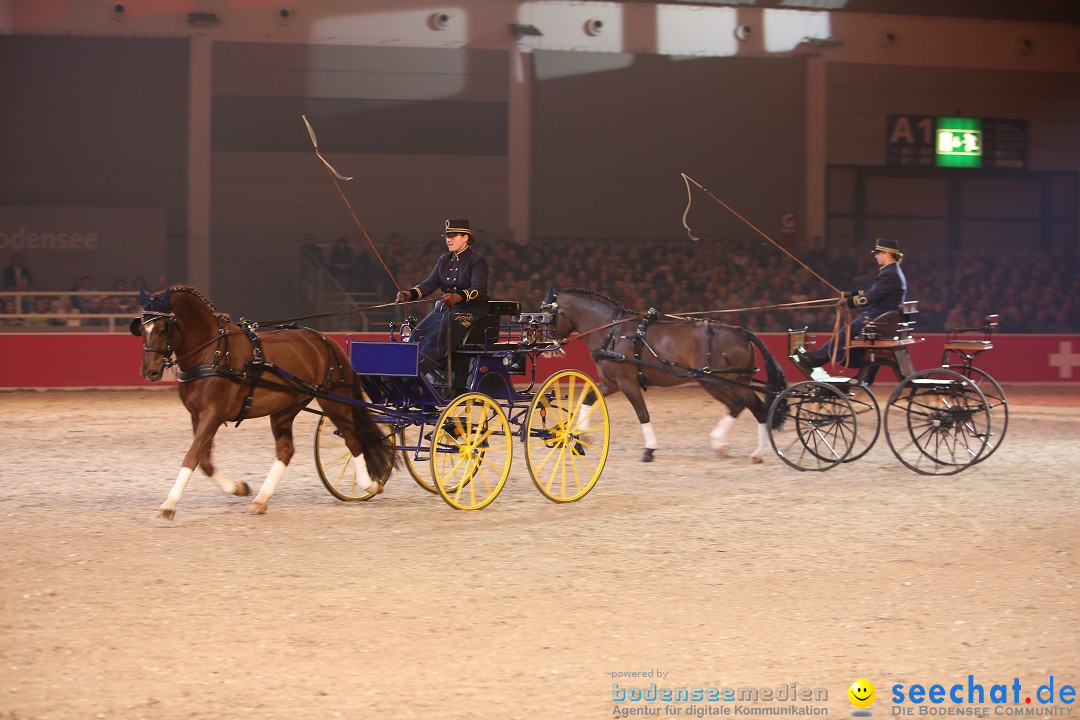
0 291 141 333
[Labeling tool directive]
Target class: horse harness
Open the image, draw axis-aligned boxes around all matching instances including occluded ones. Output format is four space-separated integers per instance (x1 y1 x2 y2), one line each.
145 313 351 425
590 308 756 390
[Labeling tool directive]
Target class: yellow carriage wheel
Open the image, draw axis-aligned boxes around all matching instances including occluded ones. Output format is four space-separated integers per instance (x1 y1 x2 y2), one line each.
524 370 610 503
430 393 512 510
314 415 380 501
399 422 437 494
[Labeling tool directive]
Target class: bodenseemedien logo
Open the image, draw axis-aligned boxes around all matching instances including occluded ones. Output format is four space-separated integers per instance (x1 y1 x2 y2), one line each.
849 679 877 717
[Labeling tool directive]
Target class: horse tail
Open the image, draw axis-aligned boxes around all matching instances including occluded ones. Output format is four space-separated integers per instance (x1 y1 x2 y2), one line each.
350 375 400 481
743 330 789 430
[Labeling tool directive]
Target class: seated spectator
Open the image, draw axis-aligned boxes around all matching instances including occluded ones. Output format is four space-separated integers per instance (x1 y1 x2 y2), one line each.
70 275 96 312
51 296 81 327
1 297 22 326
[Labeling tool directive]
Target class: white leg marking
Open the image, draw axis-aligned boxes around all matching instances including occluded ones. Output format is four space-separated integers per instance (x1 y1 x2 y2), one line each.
641 422 657 450
210 469 238 495
710 415 736 454
252 460 287 513
751 422 769 464
351 453 374 491
159 466 194 515
577 402 593 431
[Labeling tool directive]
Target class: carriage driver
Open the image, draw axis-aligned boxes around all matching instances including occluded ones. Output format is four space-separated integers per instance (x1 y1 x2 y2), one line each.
793 238 907 371
395 219 490 378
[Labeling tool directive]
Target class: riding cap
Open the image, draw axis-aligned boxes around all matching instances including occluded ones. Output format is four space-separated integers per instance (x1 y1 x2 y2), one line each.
872 238 903 262
444 219 475 242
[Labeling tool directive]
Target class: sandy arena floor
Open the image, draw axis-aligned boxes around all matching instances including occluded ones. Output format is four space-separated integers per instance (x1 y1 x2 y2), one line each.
1 384 1078 720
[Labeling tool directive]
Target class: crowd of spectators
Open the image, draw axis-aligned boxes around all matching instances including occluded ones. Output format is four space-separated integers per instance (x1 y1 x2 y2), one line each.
380 233 1080 335
0 264 166 328
7 235 1079 334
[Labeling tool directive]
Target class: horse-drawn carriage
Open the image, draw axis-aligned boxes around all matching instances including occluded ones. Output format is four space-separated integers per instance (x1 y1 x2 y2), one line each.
772 304 1007 475
542 288 1007 477
134 286 610 518
313 300 611 510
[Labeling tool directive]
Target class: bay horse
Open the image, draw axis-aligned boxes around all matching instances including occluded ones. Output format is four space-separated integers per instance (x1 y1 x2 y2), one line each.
132 285 397 519
545 288 788 463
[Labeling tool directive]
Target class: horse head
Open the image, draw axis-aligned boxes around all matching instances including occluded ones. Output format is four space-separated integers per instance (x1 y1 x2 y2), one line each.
545 287 627 342
541 287 574 340
131 288 175 382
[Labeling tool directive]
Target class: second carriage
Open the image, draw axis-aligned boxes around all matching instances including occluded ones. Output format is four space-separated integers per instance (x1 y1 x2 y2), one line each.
769 302 1009 475
312 301 612 510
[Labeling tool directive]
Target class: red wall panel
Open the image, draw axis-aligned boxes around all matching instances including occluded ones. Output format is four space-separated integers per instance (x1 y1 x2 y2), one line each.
2 332 1079 388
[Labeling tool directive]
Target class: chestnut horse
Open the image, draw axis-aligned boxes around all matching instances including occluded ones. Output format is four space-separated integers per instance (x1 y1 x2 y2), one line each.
132 285 396 519
546 288 788 463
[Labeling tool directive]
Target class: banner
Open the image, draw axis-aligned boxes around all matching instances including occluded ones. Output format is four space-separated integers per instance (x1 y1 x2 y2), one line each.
0 206 167 291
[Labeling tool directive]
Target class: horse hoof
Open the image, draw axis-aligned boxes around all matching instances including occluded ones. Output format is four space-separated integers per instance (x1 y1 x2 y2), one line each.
157 508 176 521
641 448 655 463
751 455 764 465
235 481 251 497
366 480 385 497
251 501 268 514
712 443 728 457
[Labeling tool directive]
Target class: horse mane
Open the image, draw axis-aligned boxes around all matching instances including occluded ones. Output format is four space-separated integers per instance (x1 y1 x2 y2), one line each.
561 287 638 315
168 284 231 322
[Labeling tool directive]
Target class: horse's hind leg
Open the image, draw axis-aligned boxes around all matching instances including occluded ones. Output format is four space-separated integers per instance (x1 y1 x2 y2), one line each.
322 403 383 496
251 408 302 514
746 394 773 464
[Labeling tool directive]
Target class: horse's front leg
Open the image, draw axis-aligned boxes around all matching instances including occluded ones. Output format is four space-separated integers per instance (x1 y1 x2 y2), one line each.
251 410 300 514
159 416 221 520
190 416 250 499
614 377 656 463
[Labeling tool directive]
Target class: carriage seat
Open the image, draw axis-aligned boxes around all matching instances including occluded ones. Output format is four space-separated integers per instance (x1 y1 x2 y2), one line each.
460 300 522 349
849 300 920 348
942 314 998 367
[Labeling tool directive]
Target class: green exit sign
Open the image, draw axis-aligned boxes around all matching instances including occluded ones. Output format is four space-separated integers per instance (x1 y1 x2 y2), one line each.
936 117 983 168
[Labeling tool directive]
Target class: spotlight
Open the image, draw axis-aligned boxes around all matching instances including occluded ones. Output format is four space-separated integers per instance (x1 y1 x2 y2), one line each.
880 31 897 48
1017 37 1034 55
274 7 296 26
584 18 604 36
734 24 753 42
430 12 453 31
109 2 126 21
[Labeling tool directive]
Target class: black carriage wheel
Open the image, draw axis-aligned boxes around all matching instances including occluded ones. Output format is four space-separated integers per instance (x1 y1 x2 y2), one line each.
943 364 1008 464
768 381 857 472
841 382 881 463
884 369 991 476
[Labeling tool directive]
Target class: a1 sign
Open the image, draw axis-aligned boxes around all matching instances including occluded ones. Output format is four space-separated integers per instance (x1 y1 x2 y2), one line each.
887 114 935 166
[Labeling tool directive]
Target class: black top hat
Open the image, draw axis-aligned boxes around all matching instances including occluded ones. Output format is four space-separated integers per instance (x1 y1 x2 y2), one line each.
444 219 475 238
872 238 900 254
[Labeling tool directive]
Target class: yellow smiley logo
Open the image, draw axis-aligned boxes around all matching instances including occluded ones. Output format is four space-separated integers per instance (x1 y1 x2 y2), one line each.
848 678 876 709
